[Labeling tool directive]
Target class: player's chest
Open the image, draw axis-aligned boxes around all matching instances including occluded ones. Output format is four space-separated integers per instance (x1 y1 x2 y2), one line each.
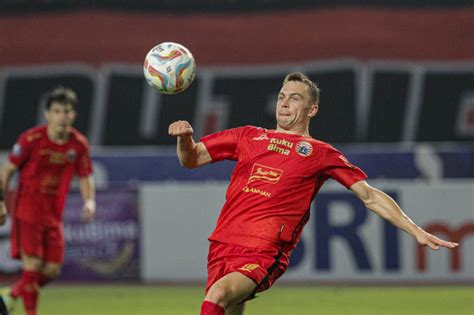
32 142 78 168
238 136 322 174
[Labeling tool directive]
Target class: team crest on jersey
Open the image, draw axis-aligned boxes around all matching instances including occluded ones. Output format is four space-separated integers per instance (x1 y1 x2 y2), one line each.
295 141 313 157
66 149 77 162
248 163 283 184
12 143 22 156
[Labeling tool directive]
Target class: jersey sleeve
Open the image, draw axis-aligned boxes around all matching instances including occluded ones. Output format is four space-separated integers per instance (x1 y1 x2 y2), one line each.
8 132 32 169
200 126 251 162
322 146 368 189
76 142 93 177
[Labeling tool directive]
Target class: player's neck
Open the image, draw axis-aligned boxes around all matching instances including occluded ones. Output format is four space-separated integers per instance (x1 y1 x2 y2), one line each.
275 126 311 138
47 125 70 144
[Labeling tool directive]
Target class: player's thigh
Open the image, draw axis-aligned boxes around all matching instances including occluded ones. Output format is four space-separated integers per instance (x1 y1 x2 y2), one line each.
12 219 44 271
44 224 65 266
226 303 245 315
205 272 257 305
21 253 43 271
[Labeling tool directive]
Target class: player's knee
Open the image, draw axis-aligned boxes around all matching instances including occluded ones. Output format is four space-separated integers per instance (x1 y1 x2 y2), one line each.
206 284 236 308
22 255 43 271
42 265 62 279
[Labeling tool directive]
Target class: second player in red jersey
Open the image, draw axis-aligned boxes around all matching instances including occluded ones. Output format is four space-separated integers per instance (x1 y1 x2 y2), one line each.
168 73 459 315
0 87 95 315
10 124 92 227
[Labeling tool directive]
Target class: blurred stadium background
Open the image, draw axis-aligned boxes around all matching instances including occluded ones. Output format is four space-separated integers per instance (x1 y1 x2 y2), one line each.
0 0 473 314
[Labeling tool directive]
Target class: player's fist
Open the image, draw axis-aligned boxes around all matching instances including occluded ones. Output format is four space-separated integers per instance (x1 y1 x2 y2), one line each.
0 202 7 226
168 120 194 137
81 199 96 223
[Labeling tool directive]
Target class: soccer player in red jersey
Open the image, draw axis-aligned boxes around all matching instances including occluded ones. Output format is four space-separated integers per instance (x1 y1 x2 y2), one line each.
0 87 95 315
168 73 459 315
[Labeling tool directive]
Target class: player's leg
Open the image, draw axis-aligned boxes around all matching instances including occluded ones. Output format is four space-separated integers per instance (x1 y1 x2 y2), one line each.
201 272 256 315
38 224 64 289
39 262 61 287
6 219 45 315
11 254 43 315
225 303 245 315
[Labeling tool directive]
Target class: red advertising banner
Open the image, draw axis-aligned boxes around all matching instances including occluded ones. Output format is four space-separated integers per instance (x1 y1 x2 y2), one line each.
0 8 472 67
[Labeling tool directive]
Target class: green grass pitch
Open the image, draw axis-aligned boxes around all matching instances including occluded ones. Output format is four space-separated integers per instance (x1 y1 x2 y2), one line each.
10 284 474 315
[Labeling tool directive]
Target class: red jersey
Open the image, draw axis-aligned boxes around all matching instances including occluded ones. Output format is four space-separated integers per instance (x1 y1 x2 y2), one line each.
8 125 93 226
201 126 367 251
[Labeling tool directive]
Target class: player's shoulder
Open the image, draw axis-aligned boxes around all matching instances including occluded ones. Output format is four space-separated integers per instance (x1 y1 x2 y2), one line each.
238 125 269 137
20 125 47 143
69 128 90 148
304 137 333 149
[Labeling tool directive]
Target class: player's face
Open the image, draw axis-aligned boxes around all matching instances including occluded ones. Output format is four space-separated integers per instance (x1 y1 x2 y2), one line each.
45 102 76 134
276 81 318 132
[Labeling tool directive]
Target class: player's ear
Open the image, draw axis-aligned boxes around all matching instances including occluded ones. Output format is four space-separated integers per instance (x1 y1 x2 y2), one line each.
308 103 318 118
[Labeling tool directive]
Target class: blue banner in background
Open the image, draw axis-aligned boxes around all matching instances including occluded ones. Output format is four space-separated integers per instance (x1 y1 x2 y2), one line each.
91 145 474 187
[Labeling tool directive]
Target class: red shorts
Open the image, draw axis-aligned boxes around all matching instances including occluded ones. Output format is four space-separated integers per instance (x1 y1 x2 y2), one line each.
206 241 290 300
11 218 65 263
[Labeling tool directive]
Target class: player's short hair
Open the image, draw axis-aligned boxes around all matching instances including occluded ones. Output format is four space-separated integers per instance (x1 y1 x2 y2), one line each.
283 72 320 104
45 86 78 110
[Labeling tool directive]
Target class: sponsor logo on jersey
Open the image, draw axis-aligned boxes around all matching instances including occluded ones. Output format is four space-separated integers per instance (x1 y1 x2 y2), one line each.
238 263 260 273
40 149 67 164
67 149 77 162
248 163 283 184
295 141 313 157
253 133 269 141
12 143 22 156
267 138 294 156
242 186 272 198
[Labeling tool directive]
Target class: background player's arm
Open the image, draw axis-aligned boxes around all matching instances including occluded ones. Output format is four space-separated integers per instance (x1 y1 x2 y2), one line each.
168 120 212 169
79 175 96 223
350 180 459 250
1 161 17 193
0 162 17 225
0 195 4 225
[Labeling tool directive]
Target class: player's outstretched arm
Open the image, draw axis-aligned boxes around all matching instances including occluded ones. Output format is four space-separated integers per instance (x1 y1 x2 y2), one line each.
168 120 212 169
350 180 459 250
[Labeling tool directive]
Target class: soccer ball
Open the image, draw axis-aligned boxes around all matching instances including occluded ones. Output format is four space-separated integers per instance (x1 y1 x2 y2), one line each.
143 42 196 94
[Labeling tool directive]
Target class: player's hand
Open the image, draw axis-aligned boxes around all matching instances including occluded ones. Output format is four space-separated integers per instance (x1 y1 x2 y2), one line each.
414 227 459 250
81 199 96 223
168 120 194 137
0 202 7 225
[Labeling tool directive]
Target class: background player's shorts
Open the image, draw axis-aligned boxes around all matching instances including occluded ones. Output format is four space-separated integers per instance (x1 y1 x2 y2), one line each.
206 241 290 300
11 218 65 263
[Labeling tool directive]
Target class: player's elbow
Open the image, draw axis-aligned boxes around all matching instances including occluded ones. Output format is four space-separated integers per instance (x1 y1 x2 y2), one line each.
179 159 198 169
